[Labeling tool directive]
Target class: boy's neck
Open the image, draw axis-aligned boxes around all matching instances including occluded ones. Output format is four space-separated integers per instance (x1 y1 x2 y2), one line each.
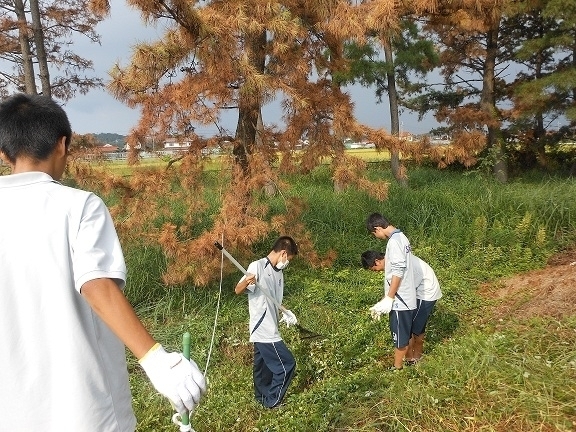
383 224 397 238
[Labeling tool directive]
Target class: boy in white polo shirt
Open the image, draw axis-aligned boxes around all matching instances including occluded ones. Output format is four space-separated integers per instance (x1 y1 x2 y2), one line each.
361 250 442 365
235 236 299 408
408 252 442 363
365 213 417 370
0 93 206 431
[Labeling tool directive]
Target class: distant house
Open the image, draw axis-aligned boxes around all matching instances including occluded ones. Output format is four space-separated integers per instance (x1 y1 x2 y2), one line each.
163 137 192 151
429 134 452 146
344 137 376 149
123 142 141 151
96 144 119 153
399 131 414 142
343 138 365 149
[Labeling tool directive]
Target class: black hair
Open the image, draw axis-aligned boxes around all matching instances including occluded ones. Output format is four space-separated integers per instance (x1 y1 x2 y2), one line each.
0 93 72 164
365 212 390 233
272 236 298 256
361 250 385 269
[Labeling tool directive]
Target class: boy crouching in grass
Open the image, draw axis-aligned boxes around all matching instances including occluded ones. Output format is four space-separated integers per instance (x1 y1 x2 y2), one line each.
361 250 442 366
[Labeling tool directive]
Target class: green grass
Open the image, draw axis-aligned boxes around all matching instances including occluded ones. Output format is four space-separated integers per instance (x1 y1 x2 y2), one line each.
116 165 576 431
89 148 390 177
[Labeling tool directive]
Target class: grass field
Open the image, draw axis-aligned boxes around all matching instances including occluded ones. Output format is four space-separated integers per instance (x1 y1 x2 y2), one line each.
104 162 575 431
87 148 392 177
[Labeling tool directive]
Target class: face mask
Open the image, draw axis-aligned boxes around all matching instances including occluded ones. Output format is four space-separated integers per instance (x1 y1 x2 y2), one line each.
276 258 289 270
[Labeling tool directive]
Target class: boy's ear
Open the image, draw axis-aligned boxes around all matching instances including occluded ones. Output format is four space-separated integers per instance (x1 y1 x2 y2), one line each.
55 136 67 157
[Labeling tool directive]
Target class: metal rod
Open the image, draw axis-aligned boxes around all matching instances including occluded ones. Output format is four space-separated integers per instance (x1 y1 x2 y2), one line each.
214 241 287 312
214 241 322 339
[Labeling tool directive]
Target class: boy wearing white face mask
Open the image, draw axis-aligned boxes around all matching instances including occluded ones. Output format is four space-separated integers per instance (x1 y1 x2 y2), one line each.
235 236 299 408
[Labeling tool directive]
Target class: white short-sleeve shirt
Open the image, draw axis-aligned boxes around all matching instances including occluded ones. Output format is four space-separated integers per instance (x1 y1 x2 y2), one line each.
0 172 136 432
239 257 283 343
384 229 417 310
412 255 443 301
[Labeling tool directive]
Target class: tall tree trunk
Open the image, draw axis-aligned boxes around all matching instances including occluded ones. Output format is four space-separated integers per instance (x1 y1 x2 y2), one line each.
256 108 277 195
482 25 507 183
13 0 36 94
531 22 547 168
572 28 576 107
29 0 51 97
567 28 576 178
383 36 408 188
233 30 266 172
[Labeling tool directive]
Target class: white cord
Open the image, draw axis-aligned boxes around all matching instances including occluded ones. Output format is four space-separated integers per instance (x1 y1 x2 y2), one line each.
203 233 224 376
175 235 224 431
172 413 194 431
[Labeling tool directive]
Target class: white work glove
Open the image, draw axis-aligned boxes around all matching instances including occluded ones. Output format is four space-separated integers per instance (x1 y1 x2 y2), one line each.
369 296 394 320
139 344 207 415
280 309 298 327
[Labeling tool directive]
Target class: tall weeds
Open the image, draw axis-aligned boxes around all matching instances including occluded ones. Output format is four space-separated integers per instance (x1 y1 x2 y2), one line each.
117 165 576 431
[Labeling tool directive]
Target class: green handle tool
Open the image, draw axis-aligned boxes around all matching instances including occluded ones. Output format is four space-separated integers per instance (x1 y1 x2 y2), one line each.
181 332 191 427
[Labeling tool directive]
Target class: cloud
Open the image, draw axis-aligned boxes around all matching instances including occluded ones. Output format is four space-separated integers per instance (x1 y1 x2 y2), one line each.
65 3 438 136
65 3 159 135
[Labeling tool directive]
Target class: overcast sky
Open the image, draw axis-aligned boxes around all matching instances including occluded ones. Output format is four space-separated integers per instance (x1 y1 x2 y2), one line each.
64 2 438 136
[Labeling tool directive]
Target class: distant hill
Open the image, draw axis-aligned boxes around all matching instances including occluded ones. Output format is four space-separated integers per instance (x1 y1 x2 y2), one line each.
93 133 126 146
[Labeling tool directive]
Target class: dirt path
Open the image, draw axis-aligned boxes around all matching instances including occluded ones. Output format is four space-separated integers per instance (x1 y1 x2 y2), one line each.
479 248 576 320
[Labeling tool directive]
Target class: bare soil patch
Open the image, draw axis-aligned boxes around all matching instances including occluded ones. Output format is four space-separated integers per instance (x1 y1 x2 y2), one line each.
479 248 576 320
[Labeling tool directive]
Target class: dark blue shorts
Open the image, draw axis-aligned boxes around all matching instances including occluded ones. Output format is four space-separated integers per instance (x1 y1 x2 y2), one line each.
389 309 414 348
412 299 437 336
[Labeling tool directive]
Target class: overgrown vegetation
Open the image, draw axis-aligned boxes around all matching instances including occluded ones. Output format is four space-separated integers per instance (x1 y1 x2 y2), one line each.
104 164 575 431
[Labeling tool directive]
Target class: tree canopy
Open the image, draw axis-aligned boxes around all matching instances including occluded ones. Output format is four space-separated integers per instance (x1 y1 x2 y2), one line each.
0 0 106 100
66 0 576 286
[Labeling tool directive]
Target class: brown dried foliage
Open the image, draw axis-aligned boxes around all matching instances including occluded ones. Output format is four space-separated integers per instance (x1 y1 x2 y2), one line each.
332 154 390 201
430 130 486 168
156 152 338 286
99 0 458 287
0 0 106 100
87 0 109 16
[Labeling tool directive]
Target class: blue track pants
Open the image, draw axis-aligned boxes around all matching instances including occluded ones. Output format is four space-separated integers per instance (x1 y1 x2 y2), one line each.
253 340 296 408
